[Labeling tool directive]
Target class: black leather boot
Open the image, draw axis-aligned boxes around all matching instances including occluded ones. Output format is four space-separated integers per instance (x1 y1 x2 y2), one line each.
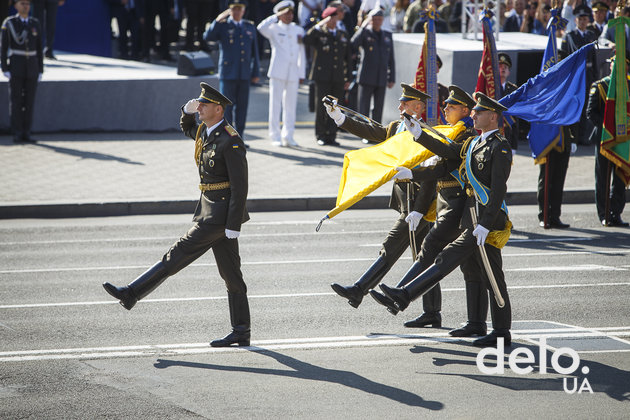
102 262 169 310
404 311 442 328
373 264 444 315
331 256 388 308
449 281 488 337
472 329 511 347
211 292 251 347
366 259 426 315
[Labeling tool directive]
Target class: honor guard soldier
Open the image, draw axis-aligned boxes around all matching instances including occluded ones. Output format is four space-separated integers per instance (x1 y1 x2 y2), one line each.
303 5 352 146
204 0 260 140
103 83 252 348
497 53 520 151
586 57 629 227
587 1 609 38
381 86 490 334
257 0 306 147
325 83 436 315
1 0 43 144
371 93 514 347
351 8 395 125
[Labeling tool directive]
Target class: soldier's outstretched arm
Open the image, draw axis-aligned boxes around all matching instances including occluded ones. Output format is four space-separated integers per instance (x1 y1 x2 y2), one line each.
411 160 451 182
415 130 462 160
339 116 387 142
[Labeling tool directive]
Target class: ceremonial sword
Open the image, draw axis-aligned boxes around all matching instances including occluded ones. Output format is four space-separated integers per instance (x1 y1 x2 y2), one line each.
323 95 380 126
469 202 505 308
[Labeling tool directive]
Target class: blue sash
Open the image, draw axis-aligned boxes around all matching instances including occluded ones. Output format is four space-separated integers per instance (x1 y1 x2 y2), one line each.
447 117 474 187
465 135 508 215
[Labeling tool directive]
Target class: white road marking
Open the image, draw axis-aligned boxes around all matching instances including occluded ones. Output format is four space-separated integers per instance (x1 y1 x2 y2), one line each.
1 326 628 362
1 282 629 309
2 250 630 274
507 264 627 272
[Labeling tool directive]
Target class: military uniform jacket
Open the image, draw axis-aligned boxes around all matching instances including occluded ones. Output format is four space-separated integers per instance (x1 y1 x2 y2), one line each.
340 116 435 216
586 75 630 145
414 129 512 230
180 112 250 231
204 17 260 81
560 29 598 87
501 81 519 150
1 14 43 77
257 15 306 82
303 25 352 83
351 27 395 87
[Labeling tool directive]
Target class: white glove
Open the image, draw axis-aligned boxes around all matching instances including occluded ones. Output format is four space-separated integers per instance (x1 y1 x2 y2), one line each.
403 114 422 138
570 143 577 155
225 229 240 239
3 72 9 80
472 224 489 246
324 101 345 125
419 155 440 167
184 99 199 114
38 73 42 82
393 166 412 180
405 211 423 231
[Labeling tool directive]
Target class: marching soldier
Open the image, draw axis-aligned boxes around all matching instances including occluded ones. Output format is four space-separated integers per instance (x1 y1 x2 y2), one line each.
204 0 260 140
1 0 43 144
326 83 436 317
371 93 513 347
103 83 252 348
387 86 490 335
303 5 352 146
586 58 629 227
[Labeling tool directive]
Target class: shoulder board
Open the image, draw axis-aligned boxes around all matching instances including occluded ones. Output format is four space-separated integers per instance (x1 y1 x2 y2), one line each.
243 19 254 25
224 124 238 137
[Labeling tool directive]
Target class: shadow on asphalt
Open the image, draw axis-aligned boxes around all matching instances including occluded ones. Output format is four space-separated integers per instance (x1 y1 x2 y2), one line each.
33 143 145 165
154 349 444 409
247 146 345 167
509 227 630 254
410 342 630 400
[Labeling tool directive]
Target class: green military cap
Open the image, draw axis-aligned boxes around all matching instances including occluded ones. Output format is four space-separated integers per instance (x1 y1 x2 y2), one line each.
498 52 512 68
229 0 247 8
399 83 431 102
197 82 233 107
592 1 609 11
472 92 508 113
445 85 475 109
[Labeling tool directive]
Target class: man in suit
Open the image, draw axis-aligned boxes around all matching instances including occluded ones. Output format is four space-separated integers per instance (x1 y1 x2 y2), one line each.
303 5 352 146
108 0 141 60
205 0 260 140
586 57 629 227
103 83 252 348
327 83 435 312
1 0 43 144
30 0 63 59
503 0 525 32
257 0 306 147
351 8 395 125
371 92 514 348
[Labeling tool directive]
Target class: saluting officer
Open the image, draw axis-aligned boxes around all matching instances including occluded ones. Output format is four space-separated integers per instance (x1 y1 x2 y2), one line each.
371 93 513 347
351 8 395 125
257 0 306 147
204 0 260 140
303 5 352 146
103 83 252 348
326 83 435 312
1 0 43 144
380 86 490 335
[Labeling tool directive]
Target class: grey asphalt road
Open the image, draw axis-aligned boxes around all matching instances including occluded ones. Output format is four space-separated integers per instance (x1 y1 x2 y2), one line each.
1 205 629 419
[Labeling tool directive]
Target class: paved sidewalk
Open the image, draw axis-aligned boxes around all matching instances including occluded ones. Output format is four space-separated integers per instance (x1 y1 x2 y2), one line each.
0 122 603 219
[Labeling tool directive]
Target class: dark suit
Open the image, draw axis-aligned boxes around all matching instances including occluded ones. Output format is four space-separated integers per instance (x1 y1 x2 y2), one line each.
351 27 395 124
108 0 141 59
1 14 43 142
303 25 352 144
204 18 260 137
502 14 523 32
586 76 628 222
412 129 513 331
340 116 434 301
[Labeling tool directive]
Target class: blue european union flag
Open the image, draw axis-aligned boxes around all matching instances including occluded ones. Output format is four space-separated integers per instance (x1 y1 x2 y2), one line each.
499 42 595 159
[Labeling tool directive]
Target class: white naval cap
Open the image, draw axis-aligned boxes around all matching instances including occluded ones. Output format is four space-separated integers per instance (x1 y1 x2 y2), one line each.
273 0 295 14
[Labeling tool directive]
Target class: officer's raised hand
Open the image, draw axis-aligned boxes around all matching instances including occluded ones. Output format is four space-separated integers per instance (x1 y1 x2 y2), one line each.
216 8 231 22
405 211 423 231
472 224 489 246
324 99 345 125
402 113 422 138
184 99 199 114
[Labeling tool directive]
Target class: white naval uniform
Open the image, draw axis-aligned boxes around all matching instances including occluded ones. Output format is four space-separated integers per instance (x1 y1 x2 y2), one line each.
257 14 306 145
